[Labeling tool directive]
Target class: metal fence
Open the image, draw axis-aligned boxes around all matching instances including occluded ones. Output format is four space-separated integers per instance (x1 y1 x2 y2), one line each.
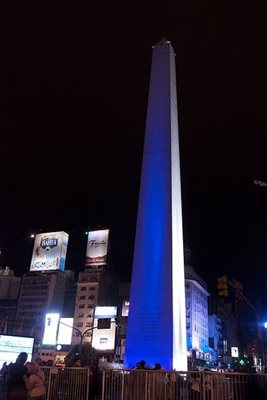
1 366 267 400
0 367 93 400
101 369 267 400
42 367 92 400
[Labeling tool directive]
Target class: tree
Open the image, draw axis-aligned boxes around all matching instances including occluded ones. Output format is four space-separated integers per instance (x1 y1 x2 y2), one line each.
65 343 98 367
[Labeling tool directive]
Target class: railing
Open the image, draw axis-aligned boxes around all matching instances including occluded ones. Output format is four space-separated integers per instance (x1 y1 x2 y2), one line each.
101 369 267 400
2 366 267 400
41 367 91 400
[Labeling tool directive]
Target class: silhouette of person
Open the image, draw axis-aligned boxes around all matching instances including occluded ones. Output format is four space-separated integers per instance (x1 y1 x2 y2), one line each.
7 352 28 400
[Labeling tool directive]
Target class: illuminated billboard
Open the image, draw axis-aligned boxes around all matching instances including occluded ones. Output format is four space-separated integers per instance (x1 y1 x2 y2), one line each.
0 335 34 365
43 313 60 345
57 318 73 345
122 300 130 317
85 229 109 266
92 306 117 351
231 347 239 358
30 231 69 272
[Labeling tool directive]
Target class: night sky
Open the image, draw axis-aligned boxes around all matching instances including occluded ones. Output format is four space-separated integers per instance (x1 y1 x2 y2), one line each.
1 2 267 301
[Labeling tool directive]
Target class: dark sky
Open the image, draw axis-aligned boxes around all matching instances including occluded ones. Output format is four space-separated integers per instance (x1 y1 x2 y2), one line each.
1 2 267 299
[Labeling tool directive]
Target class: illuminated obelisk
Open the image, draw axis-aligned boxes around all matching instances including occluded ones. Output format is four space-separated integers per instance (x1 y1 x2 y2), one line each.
124 39 187 371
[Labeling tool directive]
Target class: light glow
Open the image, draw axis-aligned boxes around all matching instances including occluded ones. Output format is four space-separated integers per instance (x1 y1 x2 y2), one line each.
0 335 34 365
57 318 73 345
30 231 69 272
43 313 60 345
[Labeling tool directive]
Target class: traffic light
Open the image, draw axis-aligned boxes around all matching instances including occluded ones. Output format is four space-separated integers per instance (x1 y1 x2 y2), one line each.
217 275 229 297
97 318 111 329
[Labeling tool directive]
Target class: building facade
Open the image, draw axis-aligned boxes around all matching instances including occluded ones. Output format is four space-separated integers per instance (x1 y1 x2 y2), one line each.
0 267 21 301
16 270 73 342
71 267 102 345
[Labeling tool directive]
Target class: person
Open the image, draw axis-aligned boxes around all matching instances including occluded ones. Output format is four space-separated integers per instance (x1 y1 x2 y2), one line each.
203 369 212 400
0 362 9 382
190 372 201 400
34 358 44 367
153 363 162 370
24 361 46 400
7 352 28 400
134 360 146 369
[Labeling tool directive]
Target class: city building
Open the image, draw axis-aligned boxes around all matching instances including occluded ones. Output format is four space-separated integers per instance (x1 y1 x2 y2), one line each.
0 267 21 300
208 308 223 362
72 264 120 347
15 269 74 342
209 296 238 365
72 267 102 345
185 265 210 363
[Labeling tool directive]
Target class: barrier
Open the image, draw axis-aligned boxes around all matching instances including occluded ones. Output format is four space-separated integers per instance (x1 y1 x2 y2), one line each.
101 369 267 400
42 367 91 400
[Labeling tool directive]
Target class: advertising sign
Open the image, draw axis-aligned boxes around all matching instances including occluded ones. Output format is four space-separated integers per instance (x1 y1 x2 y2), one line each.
122 300 130 317
43 313 60 345
92 306 117 351
30 231 69 272
57 318 73 345
0 335 34 365
85 230 109 266
231 347 239 358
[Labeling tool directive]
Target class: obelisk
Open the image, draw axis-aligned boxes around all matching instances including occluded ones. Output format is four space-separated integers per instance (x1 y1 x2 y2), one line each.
124 38 187 371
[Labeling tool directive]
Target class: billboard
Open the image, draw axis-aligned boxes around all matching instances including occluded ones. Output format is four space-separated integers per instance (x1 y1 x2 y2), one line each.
57 318 73 345
42 313 60 345
85 229 109 266
0 335 34 365
231 347 239 358
122 300 130 317
30 231 69 272
92 306 117 351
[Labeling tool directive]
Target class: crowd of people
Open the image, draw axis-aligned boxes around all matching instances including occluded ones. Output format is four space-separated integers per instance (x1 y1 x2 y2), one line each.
0 353 46 400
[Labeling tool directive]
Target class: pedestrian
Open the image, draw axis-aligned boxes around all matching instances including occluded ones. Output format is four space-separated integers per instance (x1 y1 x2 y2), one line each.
134 360 146 369
24 361 46 400
0 362 9 382
7 352 28 400
190 372 201 400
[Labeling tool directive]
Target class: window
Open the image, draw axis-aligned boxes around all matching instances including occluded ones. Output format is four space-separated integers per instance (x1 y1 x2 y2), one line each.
79 296 86 300
88 295 95 300
76 322 83 328
79 304 85 309
80 286 87 291
78 314 84 318
85 322 92 328
89 287 96 291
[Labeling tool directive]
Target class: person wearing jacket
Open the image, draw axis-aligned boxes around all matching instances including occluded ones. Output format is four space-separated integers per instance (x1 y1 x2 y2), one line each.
24 362 46 400
7 352 28 400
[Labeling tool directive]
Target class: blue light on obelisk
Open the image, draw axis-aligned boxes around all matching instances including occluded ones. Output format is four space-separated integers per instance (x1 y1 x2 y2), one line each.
124 39 187 371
